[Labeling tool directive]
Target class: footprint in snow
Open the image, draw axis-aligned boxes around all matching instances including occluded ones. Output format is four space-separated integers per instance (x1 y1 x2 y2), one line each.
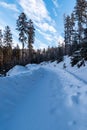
71 94 80 104
68 120 77 126
77 86 81 89
77 92 81 96
70 84 73 88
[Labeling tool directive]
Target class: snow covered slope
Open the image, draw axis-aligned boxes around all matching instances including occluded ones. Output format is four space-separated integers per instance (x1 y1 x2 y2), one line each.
42 56 87 83
0 60 87 130
6 65 28 76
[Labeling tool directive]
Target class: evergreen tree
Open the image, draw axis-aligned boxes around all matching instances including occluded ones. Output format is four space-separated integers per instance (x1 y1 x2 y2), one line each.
70 13 75 44
12 44 20 64
27 19 35 63
74 0 87 44
80 28 87 60
57 42 64 62
0 29 3 68
16 12 27 62
3 26 13 69
0 29 3 47
64 15 71 55
72 29 79 53
3 26 13 47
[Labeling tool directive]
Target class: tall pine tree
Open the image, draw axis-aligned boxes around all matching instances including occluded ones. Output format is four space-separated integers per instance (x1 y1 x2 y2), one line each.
0 29 3 47
16 12 27 62
0 29 3 68
27 19 35 63
3 26 13 69
74 0 87 44
3 26 13 47
64 15 71 55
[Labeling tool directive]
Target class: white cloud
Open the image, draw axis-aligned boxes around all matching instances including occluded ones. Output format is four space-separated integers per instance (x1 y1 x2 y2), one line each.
37 29 54 42
37 28 64 48
0 2 19 12
53 8 57 17
18 0 56 33
0 23 4 30
52 0 59 8
57 35 64 45
19 0 51 22
36 22 56 33
42 23 56 33
0 19 7 30
34 38 48 50
18 0 64 49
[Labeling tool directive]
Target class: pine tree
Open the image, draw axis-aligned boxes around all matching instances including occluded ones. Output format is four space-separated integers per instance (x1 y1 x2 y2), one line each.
70 13 75 44
3 26 13 69
12 44 20 64
3 26 13 47
16 12 27 62
0 30 3 69
80 28 87 60
74 0 87 44
58 42 64 62
0 29 3 47
0 29 3 68
72 29 79 53
27 19 35 63
64 15 71 55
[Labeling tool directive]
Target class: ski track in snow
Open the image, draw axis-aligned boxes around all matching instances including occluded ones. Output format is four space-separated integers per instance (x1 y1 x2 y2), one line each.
65 70 87 84
0 65 87 130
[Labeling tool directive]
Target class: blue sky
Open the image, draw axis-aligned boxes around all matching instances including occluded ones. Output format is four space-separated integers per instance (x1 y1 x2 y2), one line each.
0 0 76 49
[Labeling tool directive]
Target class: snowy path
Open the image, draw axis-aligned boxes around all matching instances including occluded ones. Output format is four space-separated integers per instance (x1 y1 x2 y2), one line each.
0 67 87 130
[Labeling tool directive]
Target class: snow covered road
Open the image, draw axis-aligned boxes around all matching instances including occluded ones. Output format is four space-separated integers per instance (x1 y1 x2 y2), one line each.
0 66 87 130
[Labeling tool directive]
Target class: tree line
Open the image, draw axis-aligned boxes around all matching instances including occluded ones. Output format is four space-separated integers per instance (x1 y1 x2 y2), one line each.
64 0 87 67
0 12 64 75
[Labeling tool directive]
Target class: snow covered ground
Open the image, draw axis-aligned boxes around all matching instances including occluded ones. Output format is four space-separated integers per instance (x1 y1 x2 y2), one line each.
0 57 87 130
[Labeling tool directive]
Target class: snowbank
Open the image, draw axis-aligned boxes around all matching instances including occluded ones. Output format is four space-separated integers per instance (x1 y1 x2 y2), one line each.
6 56 87 84
26 63 40 71
6 64 41 76
6 65 28 76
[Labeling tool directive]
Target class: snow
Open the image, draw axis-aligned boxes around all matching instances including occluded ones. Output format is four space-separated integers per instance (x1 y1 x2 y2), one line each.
0 57 87 130
6 65 28 76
